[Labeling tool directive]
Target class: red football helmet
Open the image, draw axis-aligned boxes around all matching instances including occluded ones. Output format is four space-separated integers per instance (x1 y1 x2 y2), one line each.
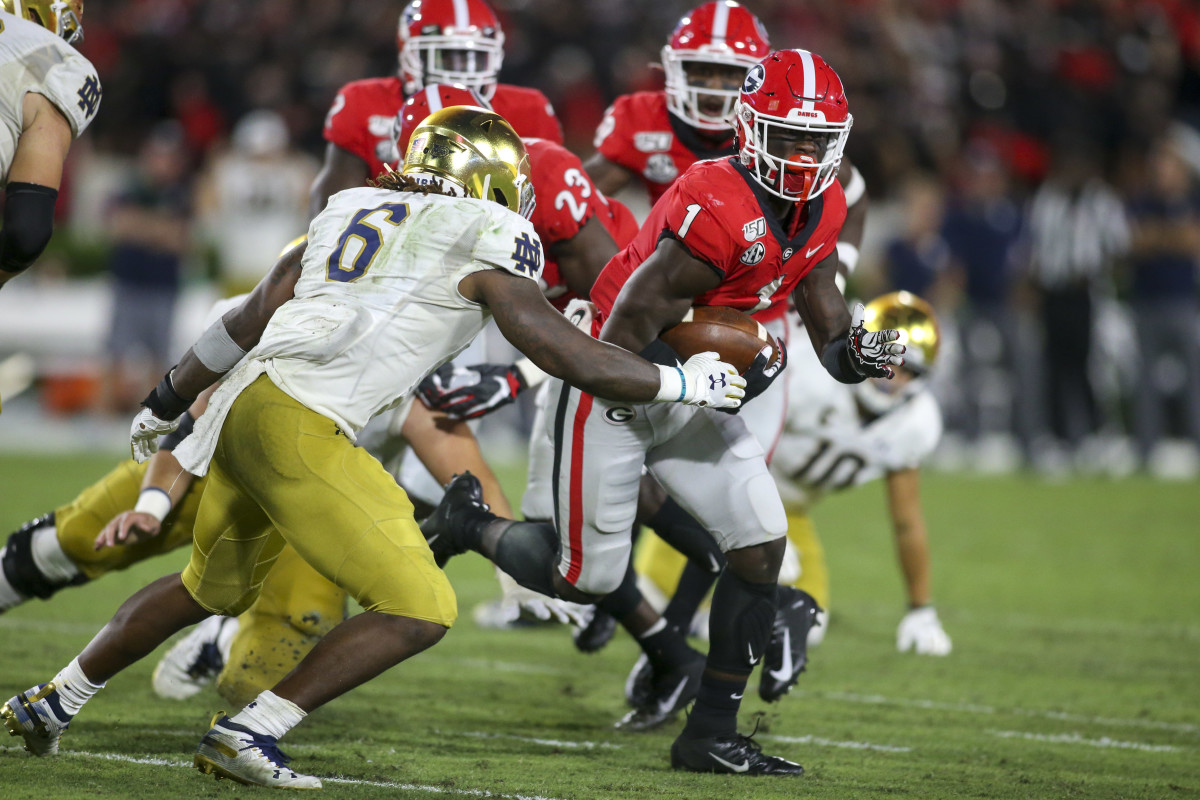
393 82 492 157
398 0 505 99
662 1 770 132
733 49 852 202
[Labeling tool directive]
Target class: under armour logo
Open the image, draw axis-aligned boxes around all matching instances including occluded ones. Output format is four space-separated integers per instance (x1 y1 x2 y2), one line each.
76 76 101 118
510 232 542 276
709 374 727 390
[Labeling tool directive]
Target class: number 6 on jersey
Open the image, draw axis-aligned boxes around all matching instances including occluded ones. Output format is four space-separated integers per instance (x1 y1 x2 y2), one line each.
326 202 410 282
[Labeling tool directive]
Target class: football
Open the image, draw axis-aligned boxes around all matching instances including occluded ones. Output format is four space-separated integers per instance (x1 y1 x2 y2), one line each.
659 306 778 374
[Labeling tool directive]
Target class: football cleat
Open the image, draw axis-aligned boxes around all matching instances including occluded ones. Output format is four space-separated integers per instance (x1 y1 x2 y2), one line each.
759 587 821 703
2 683 73 756
572 607 618 653
623 652 653 708
194 712 322 790
153 615 237 700
671 730 804 776
419 472 489 567
614 648 705 732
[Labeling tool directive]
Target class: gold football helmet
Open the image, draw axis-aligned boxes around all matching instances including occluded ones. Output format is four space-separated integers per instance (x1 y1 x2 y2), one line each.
1 0 84 44
862 290 940 374
401 105 535 219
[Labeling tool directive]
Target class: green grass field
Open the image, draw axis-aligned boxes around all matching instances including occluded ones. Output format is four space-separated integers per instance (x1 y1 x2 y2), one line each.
0 453 1198 799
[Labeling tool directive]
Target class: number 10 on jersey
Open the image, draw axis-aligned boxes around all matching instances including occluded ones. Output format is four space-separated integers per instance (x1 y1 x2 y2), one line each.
326 203 410 282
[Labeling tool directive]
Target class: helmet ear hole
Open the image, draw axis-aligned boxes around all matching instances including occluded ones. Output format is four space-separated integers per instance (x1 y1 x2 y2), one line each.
491 188 506 206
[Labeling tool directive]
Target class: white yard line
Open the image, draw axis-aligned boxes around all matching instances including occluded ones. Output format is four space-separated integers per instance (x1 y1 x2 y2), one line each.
989 730 1182 753
795 689 1199 735
759 734 911 753
459 730 622 749
1 746 570 800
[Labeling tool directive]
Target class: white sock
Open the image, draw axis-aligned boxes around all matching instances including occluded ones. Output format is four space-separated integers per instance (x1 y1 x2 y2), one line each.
229 690 306 740
52 658 105 716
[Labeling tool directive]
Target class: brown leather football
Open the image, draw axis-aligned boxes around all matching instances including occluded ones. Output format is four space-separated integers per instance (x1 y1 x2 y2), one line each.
660 306 778 374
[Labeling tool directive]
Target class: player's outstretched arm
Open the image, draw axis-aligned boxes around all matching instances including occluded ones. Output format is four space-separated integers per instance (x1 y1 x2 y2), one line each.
130 240 307 461
461 268 743 408
886 467 952 656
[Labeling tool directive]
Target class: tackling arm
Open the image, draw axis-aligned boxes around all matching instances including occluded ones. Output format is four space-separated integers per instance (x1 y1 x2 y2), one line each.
308 143 371 219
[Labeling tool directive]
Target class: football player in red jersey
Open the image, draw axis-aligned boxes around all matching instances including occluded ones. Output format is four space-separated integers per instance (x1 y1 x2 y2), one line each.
422 50 906 775
308 0 563 218
587 1 869 289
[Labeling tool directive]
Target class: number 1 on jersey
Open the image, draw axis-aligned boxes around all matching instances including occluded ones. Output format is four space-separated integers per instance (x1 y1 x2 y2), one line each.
326 202 409 283
677 203 702 238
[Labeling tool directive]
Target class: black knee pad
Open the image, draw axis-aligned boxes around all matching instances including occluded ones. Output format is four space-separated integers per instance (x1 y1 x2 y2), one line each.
2 513 85 600
492 521 561 598
706 570 778 674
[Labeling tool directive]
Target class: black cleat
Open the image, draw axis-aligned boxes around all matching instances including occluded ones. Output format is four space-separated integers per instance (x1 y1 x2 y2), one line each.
671 731 804 776
419 472 490 567
759 587 821 703
623 652 653 708
614 648 704 732
572 607 618 653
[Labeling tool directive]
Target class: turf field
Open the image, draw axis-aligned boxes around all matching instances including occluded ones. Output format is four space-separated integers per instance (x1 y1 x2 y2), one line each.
0 452 1197 799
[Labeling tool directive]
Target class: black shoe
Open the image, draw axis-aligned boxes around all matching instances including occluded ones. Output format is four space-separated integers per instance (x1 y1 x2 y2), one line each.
614 649 704 732
419 472 489 567
572 607 618 653
623 653 653 708
671 731 804 776
759 587 821 703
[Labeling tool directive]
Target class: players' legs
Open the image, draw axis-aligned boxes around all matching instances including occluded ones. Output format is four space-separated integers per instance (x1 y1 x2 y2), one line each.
648 409 788 742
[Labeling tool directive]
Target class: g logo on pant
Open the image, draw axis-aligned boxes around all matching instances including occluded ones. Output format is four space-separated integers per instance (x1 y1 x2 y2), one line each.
604 406 636 425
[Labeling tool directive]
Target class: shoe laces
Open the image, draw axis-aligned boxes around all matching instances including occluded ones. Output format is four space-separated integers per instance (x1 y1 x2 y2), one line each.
237 728 294 767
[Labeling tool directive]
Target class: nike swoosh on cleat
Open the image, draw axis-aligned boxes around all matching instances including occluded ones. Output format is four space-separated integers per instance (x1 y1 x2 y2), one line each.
730 692 743 700
768 628 794 683
710 753 750 773
707 553 721 573
747 643 759 665
660 677 689 712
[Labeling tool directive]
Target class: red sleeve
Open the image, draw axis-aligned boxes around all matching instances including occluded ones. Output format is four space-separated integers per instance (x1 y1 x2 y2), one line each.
494 86 564 145
522 93 564 145
528 141 600 244
322 84 372 163
593 95 640 172
655 173 741 277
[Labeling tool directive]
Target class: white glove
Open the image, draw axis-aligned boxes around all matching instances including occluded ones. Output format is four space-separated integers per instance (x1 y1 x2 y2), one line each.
130 408 181 464
490 569 591 627
656 351 745 409
848 303 906 379
897 606 952 656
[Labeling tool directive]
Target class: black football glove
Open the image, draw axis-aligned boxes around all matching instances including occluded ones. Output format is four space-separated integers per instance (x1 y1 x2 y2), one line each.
720 339 787 413
847 302 905 379
416 361 528 420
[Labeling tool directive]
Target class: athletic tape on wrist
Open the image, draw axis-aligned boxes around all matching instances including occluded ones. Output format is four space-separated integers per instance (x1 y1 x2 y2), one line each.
133 488 172 522
654 364 687 402
835 241 860 274
843 165 866 207
193 318 247 373
514 357 549 389
142 369 193 420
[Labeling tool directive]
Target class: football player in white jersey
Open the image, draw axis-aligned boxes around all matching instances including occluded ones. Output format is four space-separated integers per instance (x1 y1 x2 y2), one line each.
2 107 744 788
635 291 952 658
0 1 98 289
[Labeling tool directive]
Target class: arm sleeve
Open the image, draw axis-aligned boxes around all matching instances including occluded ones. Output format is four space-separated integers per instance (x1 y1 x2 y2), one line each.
0 182 59 273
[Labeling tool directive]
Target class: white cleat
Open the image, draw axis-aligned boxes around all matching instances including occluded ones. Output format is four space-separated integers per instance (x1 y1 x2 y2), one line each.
194 713 322 790
1 683 73 756
153 615 237 700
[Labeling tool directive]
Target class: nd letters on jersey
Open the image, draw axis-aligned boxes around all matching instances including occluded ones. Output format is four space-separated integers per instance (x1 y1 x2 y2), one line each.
323 77 563 177
591 157 847 324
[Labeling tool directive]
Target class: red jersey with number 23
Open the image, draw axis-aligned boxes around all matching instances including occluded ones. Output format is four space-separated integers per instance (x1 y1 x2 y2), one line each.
591 157 847 325
526 138 639 311
324 77 563 177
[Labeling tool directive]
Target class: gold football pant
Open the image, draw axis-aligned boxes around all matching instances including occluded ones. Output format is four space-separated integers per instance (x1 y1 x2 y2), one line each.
182 376 456 626
51 452 351 706
635 509 831 611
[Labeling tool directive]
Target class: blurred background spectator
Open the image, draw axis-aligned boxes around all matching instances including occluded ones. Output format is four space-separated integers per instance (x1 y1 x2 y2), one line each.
99 123 193 414
1 0 1198 478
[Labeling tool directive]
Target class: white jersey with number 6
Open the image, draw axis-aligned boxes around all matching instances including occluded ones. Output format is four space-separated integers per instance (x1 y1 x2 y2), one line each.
175 186 543 476
771 314 942 508
0 10 100 184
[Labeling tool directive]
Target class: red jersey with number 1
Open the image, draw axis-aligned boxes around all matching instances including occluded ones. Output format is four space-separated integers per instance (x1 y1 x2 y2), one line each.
591 157 847 325
526 138 639 311
324 77 563 177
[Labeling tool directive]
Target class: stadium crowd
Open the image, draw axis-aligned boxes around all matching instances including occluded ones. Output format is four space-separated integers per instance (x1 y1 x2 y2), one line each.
7 0 1197 477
